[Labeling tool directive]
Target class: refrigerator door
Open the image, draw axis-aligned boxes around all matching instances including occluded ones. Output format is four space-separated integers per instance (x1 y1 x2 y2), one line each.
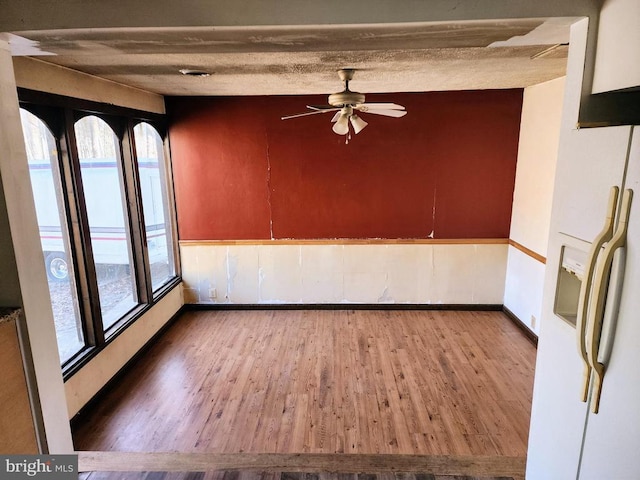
526 125 633 480
527 231 590 480
578 127 640 480
553 126 630 242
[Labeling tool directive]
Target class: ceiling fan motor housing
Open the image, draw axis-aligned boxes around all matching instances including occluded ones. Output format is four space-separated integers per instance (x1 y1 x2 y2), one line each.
328 90 366 107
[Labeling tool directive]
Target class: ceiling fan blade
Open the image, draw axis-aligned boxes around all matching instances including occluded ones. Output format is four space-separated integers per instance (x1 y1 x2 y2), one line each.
307 105 339 111
281 109 338 120
356 103 406 111
331 111 341 122
360 108 407 118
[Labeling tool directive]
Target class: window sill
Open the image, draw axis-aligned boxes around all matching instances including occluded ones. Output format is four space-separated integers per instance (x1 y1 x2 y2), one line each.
62 276 182 380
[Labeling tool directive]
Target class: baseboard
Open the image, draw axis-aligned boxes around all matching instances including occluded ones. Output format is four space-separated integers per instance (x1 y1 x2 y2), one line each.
69 304 187 430
184 303 504 311
502 306 538 347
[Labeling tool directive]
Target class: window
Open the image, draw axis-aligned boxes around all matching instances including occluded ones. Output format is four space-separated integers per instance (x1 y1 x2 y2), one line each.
20 109 84 364
133 122 176 291
75 116 138 329
19 96 179 374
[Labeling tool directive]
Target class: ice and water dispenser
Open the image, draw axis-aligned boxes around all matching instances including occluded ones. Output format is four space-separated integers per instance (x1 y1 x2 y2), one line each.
554 244 588 326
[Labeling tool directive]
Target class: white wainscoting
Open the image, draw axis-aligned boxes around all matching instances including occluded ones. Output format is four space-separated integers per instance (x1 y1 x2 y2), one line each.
180 240 508 305
503 245 546 335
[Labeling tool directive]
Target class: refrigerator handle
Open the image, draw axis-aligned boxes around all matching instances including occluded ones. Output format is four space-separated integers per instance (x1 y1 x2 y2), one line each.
586 188 633 414
576 186 618 402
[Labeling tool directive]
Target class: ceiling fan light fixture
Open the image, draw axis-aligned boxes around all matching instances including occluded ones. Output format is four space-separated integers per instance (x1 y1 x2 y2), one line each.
332 113 350 135
350 114 368 134
281 69 406 141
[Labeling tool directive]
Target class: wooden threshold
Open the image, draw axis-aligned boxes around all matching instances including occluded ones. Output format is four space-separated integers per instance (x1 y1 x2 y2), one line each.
78 452 525 479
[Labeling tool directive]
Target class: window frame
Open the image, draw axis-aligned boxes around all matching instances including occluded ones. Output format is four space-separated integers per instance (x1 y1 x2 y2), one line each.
132 120 179 293
19 89 181 379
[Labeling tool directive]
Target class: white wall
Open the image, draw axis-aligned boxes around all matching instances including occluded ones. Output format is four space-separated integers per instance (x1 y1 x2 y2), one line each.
504 76 565 334
504 247 547 331
0 38 74 453
181 241 508 305
13 57 165 114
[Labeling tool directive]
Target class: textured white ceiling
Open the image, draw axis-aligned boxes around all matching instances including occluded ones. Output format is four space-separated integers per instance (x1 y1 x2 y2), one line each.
9 18 574 96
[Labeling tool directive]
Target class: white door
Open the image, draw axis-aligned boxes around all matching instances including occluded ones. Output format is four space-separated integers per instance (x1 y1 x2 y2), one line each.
578 126 640 480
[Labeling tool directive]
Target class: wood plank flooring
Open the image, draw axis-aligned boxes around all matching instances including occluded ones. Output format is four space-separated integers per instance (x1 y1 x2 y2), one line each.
72 310 536 458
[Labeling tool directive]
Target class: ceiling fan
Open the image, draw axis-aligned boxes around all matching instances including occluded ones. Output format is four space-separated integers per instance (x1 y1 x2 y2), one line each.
281 69 407 140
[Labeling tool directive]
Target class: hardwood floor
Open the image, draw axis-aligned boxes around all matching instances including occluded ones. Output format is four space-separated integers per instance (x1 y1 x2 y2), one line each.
72 310 536 458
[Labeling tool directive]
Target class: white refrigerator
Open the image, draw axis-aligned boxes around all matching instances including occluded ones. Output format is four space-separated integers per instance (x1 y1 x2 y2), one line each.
526 20 640 479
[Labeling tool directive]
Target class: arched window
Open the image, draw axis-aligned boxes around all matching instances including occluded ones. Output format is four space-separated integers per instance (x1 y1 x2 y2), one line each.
133 122 176 290
20 108 85 363
18 94 179 372
75 115 138 330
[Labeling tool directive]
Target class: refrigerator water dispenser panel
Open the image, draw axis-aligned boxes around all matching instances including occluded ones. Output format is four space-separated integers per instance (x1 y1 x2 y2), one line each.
554 245 588 326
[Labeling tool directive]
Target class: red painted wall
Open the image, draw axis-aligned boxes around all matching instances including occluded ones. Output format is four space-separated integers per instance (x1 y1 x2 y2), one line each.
168 90 522 240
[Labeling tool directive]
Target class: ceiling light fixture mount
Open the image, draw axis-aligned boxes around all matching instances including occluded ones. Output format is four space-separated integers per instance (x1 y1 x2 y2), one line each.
179 69 211 77
328 69 365 107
